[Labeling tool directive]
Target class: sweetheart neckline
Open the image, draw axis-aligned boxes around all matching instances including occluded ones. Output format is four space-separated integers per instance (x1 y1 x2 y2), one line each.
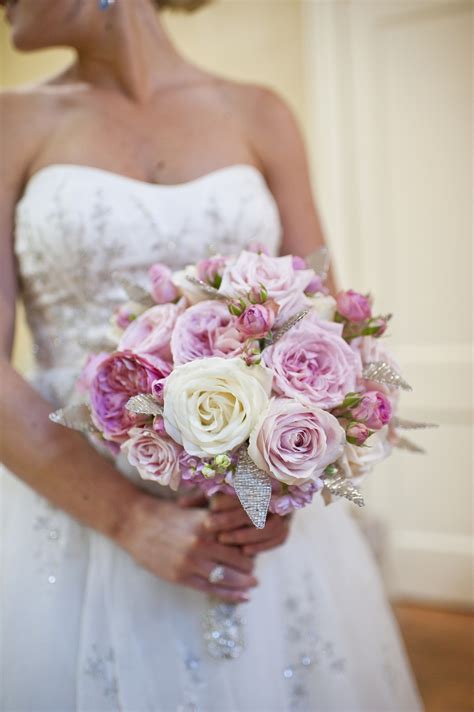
24 162 266 193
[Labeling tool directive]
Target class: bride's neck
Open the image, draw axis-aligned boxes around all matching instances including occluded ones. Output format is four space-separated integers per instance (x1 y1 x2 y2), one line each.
73 0 186 102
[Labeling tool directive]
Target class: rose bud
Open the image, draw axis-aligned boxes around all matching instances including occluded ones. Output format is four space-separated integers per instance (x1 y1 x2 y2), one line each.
237 303 276 339
113 303 138 330
228 299 246 317
247 242 270 256
196 255 227 288
352 391 392 430
336 290 372 322
367 317 388 337
149 263 179 304
152 416 167 436
346 421 371 446
248 283 268 304
292 255 308 270
151 377 167 404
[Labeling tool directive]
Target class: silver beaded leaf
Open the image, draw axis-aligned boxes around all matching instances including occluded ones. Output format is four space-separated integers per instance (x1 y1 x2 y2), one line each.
305 246 330 277
49 403 96 433
321 462 365 507
185 275 228 300
233 449 272 529
362 361 412 391
114 273 155 307
202 598 244 660
394 436 426 454
391 416 438 430
270 310 310 345
125 394 163 416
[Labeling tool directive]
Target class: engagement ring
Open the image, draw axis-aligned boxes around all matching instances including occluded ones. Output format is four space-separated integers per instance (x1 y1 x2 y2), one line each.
208 565 225 584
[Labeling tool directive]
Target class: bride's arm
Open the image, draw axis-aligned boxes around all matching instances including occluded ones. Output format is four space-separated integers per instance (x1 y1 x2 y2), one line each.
246 86 337 294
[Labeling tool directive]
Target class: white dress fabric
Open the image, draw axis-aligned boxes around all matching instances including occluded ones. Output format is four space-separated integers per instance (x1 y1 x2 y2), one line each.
1 164 423 712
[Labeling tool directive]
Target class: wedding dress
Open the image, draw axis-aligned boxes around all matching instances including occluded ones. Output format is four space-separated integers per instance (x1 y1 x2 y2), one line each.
1 163 422 712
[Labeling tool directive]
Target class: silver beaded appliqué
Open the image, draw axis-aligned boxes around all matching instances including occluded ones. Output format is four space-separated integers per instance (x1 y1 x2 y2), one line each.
202 599 245 660
84 644 119 704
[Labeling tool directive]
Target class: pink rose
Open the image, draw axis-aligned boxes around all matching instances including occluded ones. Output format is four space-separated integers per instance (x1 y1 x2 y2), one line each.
292 255 307 270
121 427 182 490
336 290 372 322
77 352 109 392
305 274 329 296
264 313 362 409
247 242 270 256
171 300 246 365
149 263 179 304
346 421 371 446
196 255 228 287
248 396 345 485
118 303 183 363
352 391 392 430
89 351 171 442
236 303 277 339
219 251 314 325
351 336 401 409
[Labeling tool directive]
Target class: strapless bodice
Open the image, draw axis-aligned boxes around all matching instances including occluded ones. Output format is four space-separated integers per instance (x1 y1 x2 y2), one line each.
15 163 282 400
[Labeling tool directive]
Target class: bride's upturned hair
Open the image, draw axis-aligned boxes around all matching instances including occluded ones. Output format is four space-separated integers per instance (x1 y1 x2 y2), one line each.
154 0 214 11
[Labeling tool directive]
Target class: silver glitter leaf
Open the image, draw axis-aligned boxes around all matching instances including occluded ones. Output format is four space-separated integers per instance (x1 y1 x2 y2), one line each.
394 436 426 454
185 275 228 300
233 449 272 529
362 361 412 391
49 404 96 433
202 598 244 660
321 462 365 507
391 416 438 430
114 273 155 307
125 394 163 416
305 246 330 277
270 310 310 344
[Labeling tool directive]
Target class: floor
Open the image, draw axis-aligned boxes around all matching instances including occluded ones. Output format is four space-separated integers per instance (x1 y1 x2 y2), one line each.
394 604 473 712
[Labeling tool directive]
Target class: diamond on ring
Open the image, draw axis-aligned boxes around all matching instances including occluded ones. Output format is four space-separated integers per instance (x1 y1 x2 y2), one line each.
208 565 225 584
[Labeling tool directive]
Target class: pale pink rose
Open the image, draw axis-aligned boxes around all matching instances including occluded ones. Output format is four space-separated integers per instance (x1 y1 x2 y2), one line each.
149 263 179 304
352 391 392 430
248 396 345 485
346 421 371 446
118 302 183 363
77 352 109 392
336 290 372 322
247 242 270 256
219 251 314 325
292 255 307 270
264 313 362 409
121 427 182 490
171 300 246 365
196 255 228 287
305 275 329 296
236 303 277 339
89 352 171 442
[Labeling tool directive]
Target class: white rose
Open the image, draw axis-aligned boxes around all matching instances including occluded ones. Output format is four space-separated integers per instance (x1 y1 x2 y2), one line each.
163 356 273 457
172 266 208 305
307 295 337 321
344 426 393 478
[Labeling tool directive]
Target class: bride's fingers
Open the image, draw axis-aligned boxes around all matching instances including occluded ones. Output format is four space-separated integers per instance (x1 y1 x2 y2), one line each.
205 507 253 533
209 494 242 512
191 559 258 591
184 575 251 604
201 541 256 574
217 516 289 545
177 493 209 508
242 532 288 556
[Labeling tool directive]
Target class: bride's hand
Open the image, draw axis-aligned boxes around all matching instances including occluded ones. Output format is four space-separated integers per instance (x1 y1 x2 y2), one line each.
208 494 292 556
116 493 258 604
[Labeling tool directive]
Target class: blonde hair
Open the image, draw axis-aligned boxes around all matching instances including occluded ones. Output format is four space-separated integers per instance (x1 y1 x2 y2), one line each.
155 0 213 11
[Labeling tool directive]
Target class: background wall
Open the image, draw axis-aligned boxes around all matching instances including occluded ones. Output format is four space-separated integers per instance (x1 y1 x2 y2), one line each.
1 0 472 607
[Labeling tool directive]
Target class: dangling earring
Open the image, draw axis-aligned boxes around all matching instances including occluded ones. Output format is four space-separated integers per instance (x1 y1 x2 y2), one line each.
98 0 116 10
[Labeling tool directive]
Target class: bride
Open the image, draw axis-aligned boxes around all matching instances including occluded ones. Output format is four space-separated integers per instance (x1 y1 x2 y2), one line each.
0 0 422 710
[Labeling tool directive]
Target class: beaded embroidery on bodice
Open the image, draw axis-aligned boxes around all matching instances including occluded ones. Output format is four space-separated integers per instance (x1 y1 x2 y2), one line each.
15 164 282 381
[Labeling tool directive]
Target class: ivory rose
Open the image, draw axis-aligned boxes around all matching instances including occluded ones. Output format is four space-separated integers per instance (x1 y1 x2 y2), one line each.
248 397 345 485
121 427 182 490
89 352 171 442
118 302 183 363
171 301 246 365
163 356 272 457
264 313 362 409
219 251 314 325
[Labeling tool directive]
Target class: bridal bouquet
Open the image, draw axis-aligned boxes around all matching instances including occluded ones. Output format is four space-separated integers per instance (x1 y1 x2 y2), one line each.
51 246 428 529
